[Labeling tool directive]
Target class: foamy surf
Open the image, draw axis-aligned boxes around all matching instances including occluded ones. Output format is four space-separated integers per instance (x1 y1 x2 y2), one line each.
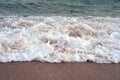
0 16 120 63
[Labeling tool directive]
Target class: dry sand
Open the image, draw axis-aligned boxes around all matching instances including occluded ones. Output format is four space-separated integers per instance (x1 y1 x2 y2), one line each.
0 62 120 80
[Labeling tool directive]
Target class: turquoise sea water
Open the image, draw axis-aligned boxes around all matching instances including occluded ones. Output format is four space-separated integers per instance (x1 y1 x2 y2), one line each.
0 0 120 16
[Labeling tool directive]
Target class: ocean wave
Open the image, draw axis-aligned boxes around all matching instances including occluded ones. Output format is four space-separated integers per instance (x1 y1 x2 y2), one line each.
0 16 120 63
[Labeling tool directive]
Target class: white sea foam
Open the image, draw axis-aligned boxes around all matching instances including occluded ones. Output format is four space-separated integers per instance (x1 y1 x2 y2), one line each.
0 16 120 63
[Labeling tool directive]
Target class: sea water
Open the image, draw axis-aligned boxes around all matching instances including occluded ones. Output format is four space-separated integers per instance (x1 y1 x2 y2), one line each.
0 0 120 63
0 0 120 16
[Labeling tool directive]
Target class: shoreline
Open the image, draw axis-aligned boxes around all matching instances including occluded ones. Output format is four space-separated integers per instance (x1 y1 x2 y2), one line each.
0 61 120 80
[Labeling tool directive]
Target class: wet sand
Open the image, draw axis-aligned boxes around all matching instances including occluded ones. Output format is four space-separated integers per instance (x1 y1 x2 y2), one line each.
0 62 120 80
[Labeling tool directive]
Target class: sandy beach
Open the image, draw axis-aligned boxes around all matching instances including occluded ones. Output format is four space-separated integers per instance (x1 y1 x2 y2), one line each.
0 62 120 80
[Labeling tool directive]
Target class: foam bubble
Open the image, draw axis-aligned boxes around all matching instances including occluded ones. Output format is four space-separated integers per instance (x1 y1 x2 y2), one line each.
0 16 120 63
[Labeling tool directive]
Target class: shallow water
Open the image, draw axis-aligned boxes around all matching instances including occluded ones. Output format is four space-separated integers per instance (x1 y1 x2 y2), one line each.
0 0 120 17
0 0 120 63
